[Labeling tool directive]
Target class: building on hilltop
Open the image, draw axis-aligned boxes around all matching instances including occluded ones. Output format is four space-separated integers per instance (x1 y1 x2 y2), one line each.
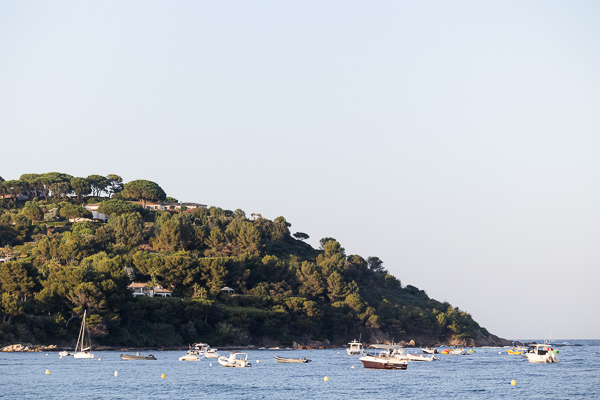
84 204 109 221
127 282 172 297
128 201 207 212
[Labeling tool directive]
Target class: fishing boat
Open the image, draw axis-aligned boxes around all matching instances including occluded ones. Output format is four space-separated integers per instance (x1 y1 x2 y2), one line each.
359 345 408 370
120 352 157 360
274 356 311 363
526 344 559 363
73 310 94 359
346 339 365 355
218 352 252 368
179 343 207 361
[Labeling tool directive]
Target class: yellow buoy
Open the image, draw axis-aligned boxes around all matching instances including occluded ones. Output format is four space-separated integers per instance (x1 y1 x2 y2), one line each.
511 380 517 386
324 376 329 382
161 374 166 379
45 369 50 375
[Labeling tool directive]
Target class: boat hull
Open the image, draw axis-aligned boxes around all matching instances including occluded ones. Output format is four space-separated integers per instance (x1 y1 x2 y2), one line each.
73 352 94 359
218 353 252 367
359 356 407 370
527 353 559 363
179 355 202 361
120 354 156 360
275 356 311 363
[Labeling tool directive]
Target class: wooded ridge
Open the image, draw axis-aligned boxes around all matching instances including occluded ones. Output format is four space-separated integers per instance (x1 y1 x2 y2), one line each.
0 172 509 348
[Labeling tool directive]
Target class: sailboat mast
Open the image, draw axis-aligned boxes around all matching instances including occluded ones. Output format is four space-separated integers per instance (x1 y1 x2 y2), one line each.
76 310 86 352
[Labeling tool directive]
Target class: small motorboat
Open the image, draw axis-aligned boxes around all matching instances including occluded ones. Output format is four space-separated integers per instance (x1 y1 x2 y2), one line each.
218 352 252 368
204 347 220 359
275 356 311 363
405 353 438 361
422 347 438 354
120 352 157 360
448 348 467 355
359 345 408 370
507 348 522 355
346 339 366 356
526 344 559 363
59 351 72 357
179 343 206 361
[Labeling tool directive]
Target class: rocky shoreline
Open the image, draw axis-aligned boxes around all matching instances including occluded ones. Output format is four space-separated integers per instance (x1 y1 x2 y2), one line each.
2 335 512 353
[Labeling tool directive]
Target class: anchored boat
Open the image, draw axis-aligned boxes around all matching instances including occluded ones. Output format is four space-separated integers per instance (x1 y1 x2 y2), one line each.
526 344 559 363
346 339 366 356
218 352 252 368
120 352 157 360
73 310 94 359
359 345 408 370
275 356 311 363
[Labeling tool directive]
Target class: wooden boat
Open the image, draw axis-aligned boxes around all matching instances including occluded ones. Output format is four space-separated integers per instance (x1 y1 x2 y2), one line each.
73 310 94 359
275 356 311 363
120 352 157 360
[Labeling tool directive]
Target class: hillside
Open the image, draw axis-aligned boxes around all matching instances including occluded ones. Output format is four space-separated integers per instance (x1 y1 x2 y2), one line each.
0 172 509 348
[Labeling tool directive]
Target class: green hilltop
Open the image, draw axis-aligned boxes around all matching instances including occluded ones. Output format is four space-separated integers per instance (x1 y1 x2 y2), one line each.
0 172 508 348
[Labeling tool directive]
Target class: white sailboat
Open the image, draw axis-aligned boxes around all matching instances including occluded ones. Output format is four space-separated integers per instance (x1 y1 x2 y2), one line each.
73 310 94 359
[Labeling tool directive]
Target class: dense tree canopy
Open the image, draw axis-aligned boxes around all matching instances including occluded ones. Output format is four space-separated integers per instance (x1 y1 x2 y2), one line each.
122 179 166 207
0 171 499 349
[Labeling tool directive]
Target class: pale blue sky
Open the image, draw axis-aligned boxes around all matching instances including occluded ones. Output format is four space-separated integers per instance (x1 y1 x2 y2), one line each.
1 1 599 339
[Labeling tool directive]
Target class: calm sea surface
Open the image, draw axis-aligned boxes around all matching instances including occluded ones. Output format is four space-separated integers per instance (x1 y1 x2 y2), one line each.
1 340 599 399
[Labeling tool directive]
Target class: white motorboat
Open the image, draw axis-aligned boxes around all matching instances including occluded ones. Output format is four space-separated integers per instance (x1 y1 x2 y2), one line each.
218 352 252 368
59 351 72 357
73 310 94 359
526 344 559 363
359 345 407 370
346 339 366 355
204 347 220 359
443 348 466 355
274 356 311 363
405 352 438 361
179 343 207 361
422 347 438 354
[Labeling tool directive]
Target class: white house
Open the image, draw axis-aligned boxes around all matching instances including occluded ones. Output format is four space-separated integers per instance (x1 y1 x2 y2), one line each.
127 282 172 297
84 204 109 221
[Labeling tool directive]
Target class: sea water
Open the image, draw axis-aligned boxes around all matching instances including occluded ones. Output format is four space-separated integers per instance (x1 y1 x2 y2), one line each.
1 340 598 399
